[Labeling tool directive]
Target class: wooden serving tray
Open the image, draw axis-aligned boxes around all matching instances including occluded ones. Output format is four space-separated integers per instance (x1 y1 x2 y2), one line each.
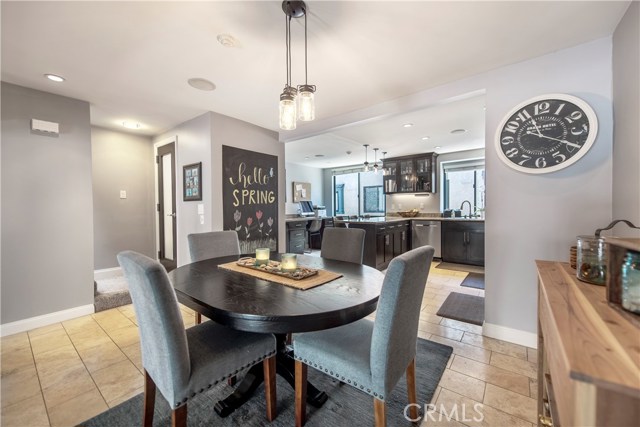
236 257 318 280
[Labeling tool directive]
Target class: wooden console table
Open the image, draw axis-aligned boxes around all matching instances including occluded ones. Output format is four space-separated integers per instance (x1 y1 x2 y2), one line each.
536 260 640 427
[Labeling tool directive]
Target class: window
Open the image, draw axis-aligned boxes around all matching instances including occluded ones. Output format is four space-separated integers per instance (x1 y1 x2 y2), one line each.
442 159 485 215
332 170 385 216
335 184 345 214
363 186 384 213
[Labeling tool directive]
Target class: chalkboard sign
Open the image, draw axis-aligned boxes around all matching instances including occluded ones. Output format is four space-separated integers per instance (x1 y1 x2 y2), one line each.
222 145 278 254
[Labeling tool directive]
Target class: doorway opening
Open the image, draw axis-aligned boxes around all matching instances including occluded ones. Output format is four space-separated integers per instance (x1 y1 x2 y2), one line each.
156 142 177 271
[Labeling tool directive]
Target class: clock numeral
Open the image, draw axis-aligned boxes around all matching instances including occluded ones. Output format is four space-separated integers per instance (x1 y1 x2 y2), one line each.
505 147 519 158
570 124 587 136
503 121 520 134
552 151 567 164
516 109 531 122
534 102 550 115
554 103 566 115
501 136 514 145
564 110 583 123
518 155 531 166
535 157 547 168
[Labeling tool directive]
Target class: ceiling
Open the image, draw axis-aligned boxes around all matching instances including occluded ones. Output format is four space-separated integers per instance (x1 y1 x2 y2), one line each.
1 1 629 141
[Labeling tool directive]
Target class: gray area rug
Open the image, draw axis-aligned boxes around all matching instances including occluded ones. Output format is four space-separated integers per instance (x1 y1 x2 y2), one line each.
79 339 452 427
435 262 485 274
436 292 484 326
460 272 485 290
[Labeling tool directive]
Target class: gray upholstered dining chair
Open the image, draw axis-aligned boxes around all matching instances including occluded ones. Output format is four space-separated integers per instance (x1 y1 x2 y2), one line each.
293 246 435 427
187 230 241 324
117 250 278 427
320 227 366 264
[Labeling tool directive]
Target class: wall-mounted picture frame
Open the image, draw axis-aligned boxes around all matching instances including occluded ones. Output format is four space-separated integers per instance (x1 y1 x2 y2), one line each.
183 162 202 201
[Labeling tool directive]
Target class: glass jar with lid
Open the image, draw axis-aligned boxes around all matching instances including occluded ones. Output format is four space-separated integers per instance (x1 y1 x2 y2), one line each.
622 251 640 314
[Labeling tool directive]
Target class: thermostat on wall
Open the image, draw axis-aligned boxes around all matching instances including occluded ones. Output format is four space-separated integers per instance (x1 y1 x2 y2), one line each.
31 119 59 135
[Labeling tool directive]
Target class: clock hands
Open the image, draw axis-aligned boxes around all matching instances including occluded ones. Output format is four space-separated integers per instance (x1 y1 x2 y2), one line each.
530 117 543 136
525 131 581 149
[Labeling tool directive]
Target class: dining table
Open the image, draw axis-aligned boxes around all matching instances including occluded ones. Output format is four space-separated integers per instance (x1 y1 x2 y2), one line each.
168 253 384 418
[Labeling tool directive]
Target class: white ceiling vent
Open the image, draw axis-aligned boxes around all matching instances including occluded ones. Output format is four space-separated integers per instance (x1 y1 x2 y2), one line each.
31 119 59 136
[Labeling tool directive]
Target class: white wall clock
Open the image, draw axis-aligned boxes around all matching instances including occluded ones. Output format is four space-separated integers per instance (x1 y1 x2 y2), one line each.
495 94 598 174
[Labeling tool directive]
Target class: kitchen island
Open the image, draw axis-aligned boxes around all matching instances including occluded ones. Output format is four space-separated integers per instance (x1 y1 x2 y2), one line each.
336 216 485 270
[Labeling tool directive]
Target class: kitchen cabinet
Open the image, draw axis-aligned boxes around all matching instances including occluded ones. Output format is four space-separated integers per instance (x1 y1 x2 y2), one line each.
441 221 484 266
392 222 409 257
347 220 410 270
383 152 438 194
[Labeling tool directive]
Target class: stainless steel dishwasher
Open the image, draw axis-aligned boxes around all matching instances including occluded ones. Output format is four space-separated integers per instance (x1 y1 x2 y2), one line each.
412 220 441 258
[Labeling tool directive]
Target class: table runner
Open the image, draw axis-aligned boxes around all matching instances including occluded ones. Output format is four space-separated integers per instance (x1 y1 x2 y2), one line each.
218 261 343 290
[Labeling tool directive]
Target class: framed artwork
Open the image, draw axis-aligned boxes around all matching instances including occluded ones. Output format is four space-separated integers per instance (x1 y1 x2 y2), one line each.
183 162 202 201
222 145 278 253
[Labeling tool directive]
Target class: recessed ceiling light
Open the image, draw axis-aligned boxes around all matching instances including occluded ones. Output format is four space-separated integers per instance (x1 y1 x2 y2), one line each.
44 74 65 82
450 128 467 134
421 136 430 141
217 34 238 48
315 154 324 158
122 121 142 130
435 146 441 149
188 78 216 91
304 156 310 159
403 123 414 128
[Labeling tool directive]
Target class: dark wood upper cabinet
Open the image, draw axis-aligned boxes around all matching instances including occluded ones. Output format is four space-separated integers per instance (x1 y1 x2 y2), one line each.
383 152 438 194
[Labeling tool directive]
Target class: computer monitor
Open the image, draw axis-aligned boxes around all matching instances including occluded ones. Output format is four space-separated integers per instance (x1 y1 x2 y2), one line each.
299 201 314 216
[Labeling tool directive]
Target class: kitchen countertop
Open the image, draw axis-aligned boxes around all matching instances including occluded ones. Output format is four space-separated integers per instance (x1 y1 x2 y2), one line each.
335 216 484 224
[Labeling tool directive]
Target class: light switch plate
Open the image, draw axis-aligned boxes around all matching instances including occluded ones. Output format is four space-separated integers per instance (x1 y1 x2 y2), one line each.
120 190 127 199
197 204 204 215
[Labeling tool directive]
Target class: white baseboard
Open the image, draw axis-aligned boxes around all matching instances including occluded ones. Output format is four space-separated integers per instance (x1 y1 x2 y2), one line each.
483 322 538 349
1 304 95 337
94 267 123 281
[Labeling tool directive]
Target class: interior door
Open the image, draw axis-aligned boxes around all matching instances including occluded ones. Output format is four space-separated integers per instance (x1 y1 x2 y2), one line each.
157 143 177 271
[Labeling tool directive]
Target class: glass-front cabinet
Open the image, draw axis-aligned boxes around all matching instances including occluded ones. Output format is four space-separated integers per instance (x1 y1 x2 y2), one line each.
383 162 397 193
383 152 438 194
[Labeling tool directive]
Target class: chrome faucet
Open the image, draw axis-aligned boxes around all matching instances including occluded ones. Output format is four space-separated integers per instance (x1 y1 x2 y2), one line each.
460 200 472 218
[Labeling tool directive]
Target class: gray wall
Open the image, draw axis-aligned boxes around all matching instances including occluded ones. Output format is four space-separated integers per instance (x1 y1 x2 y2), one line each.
285 162 324 214
92 127 156 269
1 83 94 323
154 113 213 266
154 112 284 266
612 2 640 235
483 39 613 335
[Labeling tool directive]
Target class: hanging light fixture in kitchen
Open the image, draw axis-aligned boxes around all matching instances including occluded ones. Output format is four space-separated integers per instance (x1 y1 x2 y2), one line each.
373 148 380 174
279 1 316 130
363 144 370 172
381 151 388 175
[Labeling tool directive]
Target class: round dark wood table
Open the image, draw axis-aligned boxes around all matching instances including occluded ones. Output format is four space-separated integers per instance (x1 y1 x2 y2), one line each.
168 254 384 417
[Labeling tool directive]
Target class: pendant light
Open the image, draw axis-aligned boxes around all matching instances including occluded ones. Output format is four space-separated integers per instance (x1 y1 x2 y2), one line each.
363 144 370 172
279 6 297 130
279 1 316 130
373 148 380 174
297 8 316 121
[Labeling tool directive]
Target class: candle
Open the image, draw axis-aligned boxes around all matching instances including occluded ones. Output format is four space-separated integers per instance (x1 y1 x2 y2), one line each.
255 248 270 266
281 253 297 272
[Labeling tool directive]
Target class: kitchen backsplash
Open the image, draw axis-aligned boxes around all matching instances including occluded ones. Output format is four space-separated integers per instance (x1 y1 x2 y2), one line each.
386 193 440 213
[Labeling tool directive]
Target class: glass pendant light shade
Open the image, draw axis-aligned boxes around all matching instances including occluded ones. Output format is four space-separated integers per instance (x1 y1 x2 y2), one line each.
279 87 297 130
297 84 316 121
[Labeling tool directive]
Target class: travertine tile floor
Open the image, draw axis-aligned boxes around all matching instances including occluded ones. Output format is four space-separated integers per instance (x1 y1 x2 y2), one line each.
1 263 537 426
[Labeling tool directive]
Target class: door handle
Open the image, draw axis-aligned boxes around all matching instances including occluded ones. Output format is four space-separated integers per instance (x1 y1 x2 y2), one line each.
167 213 176 217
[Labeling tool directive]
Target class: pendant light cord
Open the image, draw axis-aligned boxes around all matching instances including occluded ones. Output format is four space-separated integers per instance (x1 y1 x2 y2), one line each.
304 11 308 85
